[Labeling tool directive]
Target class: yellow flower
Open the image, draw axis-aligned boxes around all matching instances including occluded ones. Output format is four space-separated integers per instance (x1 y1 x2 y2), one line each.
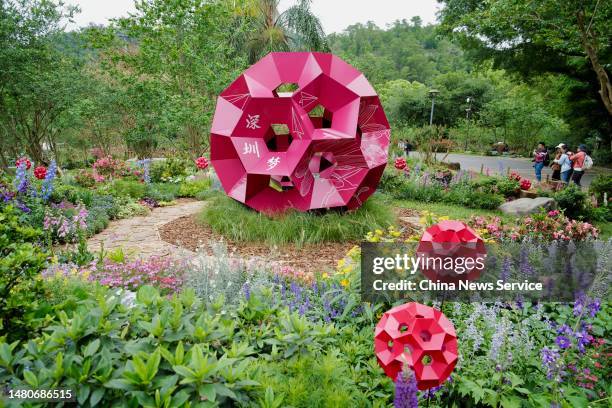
340 266 352 275
322 272 329 279
340 279 349 287
337 258 346 268
438 216 450 221
70 268 78 276
375 229 384 236
391 231 401 237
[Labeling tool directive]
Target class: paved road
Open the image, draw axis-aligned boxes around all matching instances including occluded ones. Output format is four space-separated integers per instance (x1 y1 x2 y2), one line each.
413 153 611 187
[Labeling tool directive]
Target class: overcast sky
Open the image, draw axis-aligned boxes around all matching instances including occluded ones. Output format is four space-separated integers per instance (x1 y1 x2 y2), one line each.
66 0 441 33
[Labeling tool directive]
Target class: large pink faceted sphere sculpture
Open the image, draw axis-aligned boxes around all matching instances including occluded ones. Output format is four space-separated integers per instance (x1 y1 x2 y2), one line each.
374 302 458 390
210 52 390 212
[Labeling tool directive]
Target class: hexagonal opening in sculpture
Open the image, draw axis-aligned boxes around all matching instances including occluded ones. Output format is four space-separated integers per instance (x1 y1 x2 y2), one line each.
274 83 299 97
308 104 332 129
421 354 432 366
309 152 337 179
265 123 293 152
269 175 295 192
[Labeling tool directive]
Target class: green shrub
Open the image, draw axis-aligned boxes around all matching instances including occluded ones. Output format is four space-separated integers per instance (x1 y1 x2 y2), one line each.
248 351 373 407
178 178 211 198
591 149 612 167
200 193 396 245
108 179 147 200
116 200 150 219
553 184 587 220
145 182 180 202
51 183 95 207
589 174 612 203
150 158 190 183
0 205 48 341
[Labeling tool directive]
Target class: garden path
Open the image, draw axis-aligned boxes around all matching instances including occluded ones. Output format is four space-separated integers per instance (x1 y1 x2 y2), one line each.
87 200 205 258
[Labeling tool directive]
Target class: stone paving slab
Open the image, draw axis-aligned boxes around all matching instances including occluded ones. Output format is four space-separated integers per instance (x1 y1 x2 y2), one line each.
87 200 205 258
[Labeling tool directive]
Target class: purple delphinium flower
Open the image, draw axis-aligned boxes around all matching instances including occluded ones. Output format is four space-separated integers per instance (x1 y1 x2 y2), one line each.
242 282 251 301
555 336 571 349
573 294 586 316
14 162 28 194
541 347 562 381
394 370 419 408
41 160 57 201
587 299 601 318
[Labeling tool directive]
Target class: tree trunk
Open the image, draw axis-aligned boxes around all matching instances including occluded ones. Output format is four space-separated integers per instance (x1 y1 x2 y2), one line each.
577 10 612 116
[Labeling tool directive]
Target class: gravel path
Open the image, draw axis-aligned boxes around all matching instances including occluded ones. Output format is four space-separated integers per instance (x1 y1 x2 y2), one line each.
87 200 205 258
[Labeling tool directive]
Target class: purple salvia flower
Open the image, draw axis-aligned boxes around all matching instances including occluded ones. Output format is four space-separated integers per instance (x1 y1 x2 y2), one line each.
500 257 511 281
394 370 419 408
242 282 251 301
555 336 571 349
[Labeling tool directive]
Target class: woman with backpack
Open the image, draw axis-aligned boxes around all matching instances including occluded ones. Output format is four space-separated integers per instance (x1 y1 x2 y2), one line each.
569 144 593 186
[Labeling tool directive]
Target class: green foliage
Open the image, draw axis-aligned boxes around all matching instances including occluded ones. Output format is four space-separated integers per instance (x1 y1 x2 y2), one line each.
107 179 147 200
150 159 190 183
146 183 180 202
178 178 211 198
438 0 612 145
0 205 48 341
116 201 150 220
553 185 588 220
381 171 506 210
248 350 370 407
589 175 612 203
199 193 396 245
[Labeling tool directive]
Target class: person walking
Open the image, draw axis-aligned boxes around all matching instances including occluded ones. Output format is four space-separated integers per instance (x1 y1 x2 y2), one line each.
554 144 572 184
569 144 590 187
532 142 547 183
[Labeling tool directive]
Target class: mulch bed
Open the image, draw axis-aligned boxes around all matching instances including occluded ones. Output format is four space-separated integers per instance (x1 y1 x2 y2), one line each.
158 207 422 276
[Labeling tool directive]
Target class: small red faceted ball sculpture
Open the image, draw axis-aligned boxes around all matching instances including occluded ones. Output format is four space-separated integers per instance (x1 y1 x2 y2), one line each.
195 156 209 170
416 220 487 283
210 52 390 212
15 157 32 170
520 178 532 190
374 302 458 390
394 157 407 170
33 166 47 180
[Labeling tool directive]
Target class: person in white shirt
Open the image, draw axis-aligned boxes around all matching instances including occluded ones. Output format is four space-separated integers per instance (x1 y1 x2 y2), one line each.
553 144 572 183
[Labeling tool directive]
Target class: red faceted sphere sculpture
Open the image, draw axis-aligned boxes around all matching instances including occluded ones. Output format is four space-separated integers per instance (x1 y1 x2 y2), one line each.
374 302 458 390
416 220 487 283
210 52 390 212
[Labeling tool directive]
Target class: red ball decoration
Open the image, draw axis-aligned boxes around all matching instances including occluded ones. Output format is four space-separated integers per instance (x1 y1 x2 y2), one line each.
416 220 487 283
395 157 407 170
520 178 531 190
195 156 209 170
15 157 31 170
33 166 47 180
374 302 458 390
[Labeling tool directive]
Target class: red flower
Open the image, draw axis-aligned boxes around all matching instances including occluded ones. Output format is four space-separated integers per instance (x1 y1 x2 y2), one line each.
509 171 521 181
195 156 208 170
15 157 32 170
34 166 47 180
394 157 407 170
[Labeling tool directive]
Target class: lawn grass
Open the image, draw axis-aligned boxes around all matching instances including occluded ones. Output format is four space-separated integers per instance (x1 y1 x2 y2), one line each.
199 192 397 245
393 199 516 222
596 222 612 240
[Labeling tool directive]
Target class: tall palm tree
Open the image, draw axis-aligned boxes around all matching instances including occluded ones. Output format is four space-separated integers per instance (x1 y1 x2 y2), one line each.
237 0 328 63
